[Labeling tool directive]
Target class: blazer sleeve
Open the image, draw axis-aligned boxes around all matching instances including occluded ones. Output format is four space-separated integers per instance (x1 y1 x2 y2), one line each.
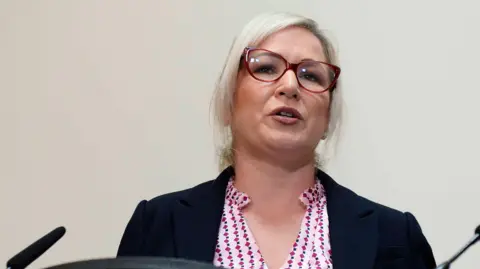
117 200 148 256
405 212 436 269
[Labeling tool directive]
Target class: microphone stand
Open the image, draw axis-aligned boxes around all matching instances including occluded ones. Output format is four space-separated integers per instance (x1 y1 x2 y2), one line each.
435 227 479 269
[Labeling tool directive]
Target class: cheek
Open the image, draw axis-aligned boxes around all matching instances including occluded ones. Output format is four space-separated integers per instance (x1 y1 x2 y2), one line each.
306 94 331 124
233 78 267 117
320 94 331 117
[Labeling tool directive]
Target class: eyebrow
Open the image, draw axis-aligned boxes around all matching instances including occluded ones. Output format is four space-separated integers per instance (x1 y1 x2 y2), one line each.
249 47 324 62
300 58 317 62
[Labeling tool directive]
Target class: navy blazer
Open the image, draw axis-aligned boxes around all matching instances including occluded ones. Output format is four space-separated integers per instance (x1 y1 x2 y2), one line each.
117 166 436 269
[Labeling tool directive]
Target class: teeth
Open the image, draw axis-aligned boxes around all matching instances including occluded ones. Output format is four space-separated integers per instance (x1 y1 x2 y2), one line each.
279 111 294 118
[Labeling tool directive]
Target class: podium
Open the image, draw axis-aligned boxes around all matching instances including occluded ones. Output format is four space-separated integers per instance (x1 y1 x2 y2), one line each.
42 257 218 269
7 225 479 269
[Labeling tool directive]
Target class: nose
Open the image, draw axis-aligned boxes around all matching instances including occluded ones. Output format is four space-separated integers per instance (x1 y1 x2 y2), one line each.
275 70 300 99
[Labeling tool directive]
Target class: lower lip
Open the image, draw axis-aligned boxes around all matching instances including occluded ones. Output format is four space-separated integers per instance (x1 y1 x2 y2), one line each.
271 115 300 125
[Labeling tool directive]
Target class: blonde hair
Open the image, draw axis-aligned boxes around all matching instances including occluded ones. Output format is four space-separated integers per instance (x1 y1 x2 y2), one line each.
211 12 344 171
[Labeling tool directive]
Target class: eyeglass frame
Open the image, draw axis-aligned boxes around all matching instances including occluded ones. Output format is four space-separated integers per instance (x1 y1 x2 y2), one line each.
241 47 341 93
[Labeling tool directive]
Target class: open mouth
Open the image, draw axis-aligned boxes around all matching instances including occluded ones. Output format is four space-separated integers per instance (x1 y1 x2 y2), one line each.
276 111 297 118
271 107 303 120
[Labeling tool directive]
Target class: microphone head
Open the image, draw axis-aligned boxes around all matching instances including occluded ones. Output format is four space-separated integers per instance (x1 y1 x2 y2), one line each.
7 226 66 269
475 225 480 235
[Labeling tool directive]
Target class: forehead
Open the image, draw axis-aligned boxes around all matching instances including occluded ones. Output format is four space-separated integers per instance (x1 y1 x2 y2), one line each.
256 26 327 63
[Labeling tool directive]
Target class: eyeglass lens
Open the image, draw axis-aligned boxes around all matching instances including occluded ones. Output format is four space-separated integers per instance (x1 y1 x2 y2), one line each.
247 50 335 92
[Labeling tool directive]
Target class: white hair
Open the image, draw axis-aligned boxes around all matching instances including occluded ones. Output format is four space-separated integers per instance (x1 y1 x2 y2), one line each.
211 11 344 171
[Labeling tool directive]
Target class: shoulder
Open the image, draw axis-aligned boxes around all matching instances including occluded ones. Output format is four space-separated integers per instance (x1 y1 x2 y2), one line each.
117 167 234 256
335 184 436 267
351 189 412 230
339 183 422 237
142 166 235 211
117 179 217 256
319 169 430 242
143 179 217 212
347 187 424 235
129 178 218 224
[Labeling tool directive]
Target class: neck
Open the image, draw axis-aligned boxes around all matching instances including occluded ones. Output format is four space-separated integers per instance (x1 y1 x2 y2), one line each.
232 146 317 215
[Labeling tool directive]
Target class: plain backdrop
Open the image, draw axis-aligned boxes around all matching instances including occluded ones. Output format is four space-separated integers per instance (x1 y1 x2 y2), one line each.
1 0 479 268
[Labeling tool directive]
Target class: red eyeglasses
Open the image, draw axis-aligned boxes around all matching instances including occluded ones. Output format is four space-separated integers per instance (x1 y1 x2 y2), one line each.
242 47 341 93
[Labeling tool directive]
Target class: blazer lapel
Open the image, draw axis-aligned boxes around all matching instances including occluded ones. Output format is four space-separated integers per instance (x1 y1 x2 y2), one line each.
171 167 233 263
318 169 379 269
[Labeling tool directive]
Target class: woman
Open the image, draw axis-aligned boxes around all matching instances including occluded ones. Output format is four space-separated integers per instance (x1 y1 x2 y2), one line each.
117 12 436 269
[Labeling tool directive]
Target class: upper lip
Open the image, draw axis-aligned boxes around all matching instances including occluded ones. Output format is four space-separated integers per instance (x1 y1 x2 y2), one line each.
270 106 304 120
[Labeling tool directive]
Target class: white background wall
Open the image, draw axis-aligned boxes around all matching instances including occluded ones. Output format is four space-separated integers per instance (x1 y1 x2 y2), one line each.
1 1 479 268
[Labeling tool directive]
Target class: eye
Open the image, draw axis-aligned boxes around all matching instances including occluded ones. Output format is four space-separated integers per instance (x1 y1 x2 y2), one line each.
299 72 320 82
299 73 318 82
253 64 277 74
298 65 329 86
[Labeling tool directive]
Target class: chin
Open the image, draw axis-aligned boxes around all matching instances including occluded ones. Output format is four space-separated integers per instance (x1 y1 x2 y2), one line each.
263 135 308 151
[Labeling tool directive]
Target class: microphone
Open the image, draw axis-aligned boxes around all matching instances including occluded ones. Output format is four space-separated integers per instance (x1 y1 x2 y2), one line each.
435 224 480 269
6 226 66 269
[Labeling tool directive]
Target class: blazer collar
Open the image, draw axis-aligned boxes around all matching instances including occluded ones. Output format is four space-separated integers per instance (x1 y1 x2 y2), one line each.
172 166 378 269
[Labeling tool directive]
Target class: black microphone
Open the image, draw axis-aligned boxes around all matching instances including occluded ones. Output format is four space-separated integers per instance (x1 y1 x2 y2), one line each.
435 224 480 269
6 226 66 269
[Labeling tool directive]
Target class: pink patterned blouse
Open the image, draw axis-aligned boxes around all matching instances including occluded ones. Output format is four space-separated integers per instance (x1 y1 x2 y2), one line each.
213 179 333 269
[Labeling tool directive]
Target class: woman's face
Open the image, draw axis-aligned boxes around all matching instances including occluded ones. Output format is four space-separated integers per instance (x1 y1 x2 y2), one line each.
230 26 331 159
